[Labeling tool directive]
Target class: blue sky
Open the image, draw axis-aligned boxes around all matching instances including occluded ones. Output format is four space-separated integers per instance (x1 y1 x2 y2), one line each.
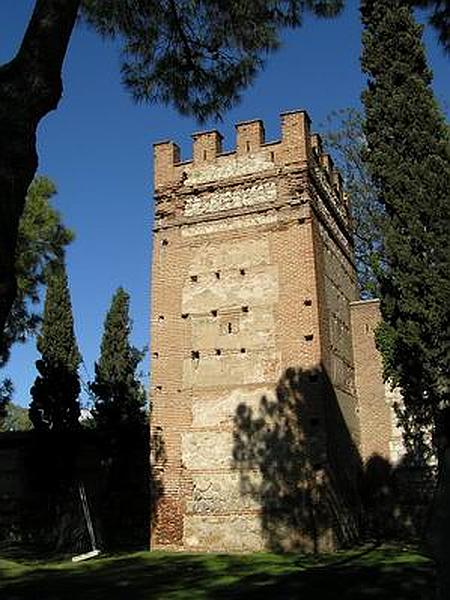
1 1 449 408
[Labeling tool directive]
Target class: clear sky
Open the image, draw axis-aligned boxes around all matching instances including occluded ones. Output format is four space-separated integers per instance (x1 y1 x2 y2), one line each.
1 1 449 409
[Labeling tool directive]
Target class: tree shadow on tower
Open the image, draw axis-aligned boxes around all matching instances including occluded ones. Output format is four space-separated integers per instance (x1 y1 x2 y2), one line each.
233 365 362 553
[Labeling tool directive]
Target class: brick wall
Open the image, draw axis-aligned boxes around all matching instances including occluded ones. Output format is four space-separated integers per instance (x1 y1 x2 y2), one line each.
150 110 363 552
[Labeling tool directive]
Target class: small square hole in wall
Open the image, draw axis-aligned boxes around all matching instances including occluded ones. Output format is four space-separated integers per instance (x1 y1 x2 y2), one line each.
240 268 246 276
211 309 218 317
215 271 221 280
304 299 312 307
304 334 314 342
298 217 306 225
158 315 165 322
215 348 222 356
181 313 189 319
241 306 249 313
152 352 159 359
191 350 200 360
161 239 169 246
190 275 198 283
240 348 246 354
155 385 162 391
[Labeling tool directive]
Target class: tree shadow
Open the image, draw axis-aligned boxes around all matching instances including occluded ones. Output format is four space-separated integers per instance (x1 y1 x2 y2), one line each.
361 453 433 542
232 364 362 553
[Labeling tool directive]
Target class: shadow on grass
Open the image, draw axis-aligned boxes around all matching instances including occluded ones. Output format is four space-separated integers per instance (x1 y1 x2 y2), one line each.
0 547 434 600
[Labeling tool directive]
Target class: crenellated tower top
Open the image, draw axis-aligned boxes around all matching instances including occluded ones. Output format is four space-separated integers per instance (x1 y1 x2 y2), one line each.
154 110 343 203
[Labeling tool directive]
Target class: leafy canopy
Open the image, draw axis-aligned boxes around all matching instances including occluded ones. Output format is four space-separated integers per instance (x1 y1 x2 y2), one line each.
81 0 344 121
1 176 74 367
361 0 450 455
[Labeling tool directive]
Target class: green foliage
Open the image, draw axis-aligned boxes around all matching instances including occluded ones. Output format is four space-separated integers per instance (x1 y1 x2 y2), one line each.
29 261 81 431
81 0 344 122
410 0 450 53
0 401 32 431
0 378 13 427
1 176 74 366
323 108 383 298
361 0 450 455
90 287 146 431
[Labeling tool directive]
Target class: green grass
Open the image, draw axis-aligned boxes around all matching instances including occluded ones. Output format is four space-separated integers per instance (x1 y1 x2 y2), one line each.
0 544 434 599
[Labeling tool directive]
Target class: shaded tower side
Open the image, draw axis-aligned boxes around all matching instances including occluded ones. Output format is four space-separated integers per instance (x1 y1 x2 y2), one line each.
150 111 361 552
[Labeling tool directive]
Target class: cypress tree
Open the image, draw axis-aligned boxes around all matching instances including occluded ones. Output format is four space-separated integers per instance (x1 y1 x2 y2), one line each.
90 287 146 431
361 0 450 455
29 260 81 431
90 287 147 550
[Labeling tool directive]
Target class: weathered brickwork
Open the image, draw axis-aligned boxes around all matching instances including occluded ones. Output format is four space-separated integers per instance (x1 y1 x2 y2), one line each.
150 110 398 552
350 300 406 464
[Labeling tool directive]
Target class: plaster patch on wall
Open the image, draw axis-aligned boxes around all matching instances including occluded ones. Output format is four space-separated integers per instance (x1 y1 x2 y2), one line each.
190 238 270 271
181 213 279 237
192 387 276 427
184 182 276 217
184 515 264 552
182 266 279 314
184 154 273 186
187 472 261 514
182 349 281 388
384 383 406 464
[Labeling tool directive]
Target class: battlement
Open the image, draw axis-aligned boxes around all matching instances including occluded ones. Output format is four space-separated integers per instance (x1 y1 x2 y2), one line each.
153 110 341 191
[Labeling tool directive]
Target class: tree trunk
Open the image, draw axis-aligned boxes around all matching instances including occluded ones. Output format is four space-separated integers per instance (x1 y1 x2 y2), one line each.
0 0 80 344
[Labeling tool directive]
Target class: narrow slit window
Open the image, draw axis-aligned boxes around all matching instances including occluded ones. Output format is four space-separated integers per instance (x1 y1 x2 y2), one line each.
203 150 207 160
246 141 250 153
270 151 275 162
215 271 221 280
227 322 233 334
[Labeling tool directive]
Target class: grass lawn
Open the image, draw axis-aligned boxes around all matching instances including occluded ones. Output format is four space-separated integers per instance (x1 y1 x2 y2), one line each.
0 544 434 599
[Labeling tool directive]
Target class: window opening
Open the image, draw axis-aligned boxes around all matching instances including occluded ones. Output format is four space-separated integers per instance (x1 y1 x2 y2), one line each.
227 322 233 334
215 271 221 280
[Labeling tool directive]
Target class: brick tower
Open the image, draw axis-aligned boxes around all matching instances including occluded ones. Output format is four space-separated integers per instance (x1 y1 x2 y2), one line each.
150 110 362 552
